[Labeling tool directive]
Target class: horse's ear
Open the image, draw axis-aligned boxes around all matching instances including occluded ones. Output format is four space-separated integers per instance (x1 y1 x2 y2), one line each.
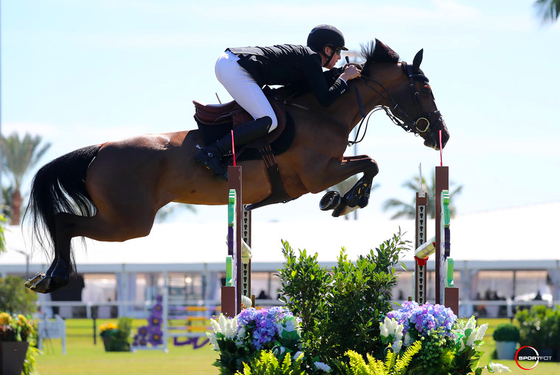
412 49 424 73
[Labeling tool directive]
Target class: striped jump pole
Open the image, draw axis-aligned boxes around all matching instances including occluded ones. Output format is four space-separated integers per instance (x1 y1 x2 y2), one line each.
221 165 254 317
413 165 459 316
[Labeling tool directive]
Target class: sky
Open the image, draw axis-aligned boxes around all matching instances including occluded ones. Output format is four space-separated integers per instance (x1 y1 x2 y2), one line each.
2 0 559 225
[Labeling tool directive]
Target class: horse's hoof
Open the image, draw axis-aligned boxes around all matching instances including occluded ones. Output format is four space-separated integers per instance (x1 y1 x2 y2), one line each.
331 202 347 217
319 191 341 211
28 273 69 294
24 273 43 288
28 258 70 294
28 275 52 293
344 179 371 208
358 195 369 208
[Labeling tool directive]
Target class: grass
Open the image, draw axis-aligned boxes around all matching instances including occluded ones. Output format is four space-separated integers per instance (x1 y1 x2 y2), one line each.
36 319 218 375
35 318 560 374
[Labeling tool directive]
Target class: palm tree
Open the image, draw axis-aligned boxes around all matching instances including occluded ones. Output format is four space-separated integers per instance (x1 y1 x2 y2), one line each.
535 0 559 23
382 172 463 220
0 132 51 225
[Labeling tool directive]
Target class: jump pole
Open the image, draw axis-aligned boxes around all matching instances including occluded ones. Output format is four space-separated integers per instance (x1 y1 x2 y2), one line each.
413 165 459 316
221 165 254 317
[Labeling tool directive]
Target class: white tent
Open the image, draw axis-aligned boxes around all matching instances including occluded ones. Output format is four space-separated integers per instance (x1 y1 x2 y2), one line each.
2 201 559 272
1 201 559 317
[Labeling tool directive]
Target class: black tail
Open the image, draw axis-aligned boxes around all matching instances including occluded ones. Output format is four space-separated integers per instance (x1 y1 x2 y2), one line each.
24 145 101 270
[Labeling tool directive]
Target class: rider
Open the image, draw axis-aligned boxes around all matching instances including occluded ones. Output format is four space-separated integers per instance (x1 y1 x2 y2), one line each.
195 24 362 180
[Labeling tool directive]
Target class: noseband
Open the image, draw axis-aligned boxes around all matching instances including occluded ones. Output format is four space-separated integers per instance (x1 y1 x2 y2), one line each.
348 62 441 145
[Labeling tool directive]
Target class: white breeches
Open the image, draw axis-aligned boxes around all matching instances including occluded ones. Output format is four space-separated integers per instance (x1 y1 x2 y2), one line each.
215 51 278 131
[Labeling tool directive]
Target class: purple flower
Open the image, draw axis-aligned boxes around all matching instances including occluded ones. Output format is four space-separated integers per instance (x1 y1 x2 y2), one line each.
148 327 163 346
236 307 296 350
386 302 456 340
138 326 148 336
152 303 163 318
149 315 162 327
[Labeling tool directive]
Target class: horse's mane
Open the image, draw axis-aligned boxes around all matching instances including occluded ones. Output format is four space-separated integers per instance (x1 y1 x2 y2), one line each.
361 39 400 76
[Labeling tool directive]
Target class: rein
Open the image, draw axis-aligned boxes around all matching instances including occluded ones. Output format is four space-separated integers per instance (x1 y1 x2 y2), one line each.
272 94 350 137
348 62 441 146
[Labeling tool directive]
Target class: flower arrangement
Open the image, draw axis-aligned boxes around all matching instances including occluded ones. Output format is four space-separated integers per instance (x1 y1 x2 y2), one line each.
99 317 132 352
208 307 331 374
380 301 510 374
0 312 36 342
133 295 164 347
0 312 39 375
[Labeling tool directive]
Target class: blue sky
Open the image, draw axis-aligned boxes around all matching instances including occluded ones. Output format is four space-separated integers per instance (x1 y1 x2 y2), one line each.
2 0 559 224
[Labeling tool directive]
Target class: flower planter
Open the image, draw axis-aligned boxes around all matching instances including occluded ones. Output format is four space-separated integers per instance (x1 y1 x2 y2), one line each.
102 336 130 352
495 341 517 360
1 341 29 375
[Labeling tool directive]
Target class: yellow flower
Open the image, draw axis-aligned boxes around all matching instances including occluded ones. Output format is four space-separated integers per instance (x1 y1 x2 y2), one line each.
0 312 11 325
100 322 118 332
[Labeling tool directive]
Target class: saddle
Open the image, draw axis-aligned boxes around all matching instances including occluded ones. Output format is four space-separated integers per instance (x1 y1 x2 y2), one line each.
192 97 294 210
193 98 287 146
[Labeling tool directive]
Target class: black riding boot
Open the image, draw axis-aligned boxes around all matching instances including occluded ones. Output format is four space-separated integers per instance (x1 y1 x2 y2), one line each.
195 116 272 180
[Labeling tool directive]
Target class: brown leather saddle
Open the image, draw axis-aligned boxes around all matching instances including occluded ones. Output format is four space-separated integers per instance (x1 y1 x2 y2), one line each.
192 98 294 210
193 99 286 145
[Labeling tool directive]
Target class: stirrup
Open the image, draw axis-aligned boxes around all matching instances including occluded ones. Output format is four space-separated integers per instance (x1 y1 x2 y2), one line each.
195 148 228 181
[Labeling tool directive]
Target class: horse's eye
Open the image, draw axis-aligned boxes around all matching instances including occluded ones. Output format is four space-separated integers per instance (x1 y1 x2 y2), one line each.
421 86 431 95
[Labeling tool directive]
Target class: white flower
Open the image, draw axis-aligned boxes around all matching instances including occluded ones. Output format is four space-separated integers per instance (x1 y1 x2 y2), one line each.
206 331 219 350
219 314 238 340
209 313 238 344
465 316 476 331
293 351 304 360
476 324 488 340
235 326 246 347
404 333 413 347
394 323 404 341
380 325 389 336
467 323 488 347
392 340 403 353
458 338 466 352
314 361 332 373
380 317 400 337
487 362 511 373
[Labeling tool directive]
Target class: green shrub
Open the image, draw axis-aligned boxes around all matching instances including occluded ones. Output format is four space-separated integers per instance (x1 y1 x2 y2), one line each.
278 230 410 362
0 276 38 314
515 305 559 349
492 323 520 342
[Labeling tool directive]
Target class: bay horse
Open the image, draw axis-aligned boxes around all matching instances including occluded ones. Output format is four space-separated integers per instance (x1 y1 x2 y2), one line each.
24 39 449 293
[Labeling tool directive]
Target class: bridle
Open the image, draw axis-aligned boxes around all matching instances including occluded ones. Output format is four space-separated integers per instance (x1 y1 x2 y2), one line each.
348 62 442 146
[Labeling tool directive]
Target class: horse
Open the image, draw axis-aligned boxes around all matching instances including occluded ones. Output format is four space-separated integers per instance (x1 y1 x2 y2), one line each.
24 39 449 294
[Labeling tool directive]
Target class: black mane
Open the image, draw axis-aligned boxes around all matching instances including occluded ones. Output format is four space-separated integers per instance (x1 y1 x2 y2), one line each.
361 39 400 75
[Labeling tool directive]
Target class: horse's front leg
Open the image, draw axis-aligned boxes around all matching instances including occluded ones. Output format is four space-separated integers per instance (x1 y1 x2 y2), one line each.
302 154 379 216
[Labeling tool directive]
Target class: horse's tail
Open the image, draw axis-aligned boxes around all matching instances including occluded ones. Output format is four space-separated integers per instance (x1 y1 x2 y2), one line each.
24 145 101 269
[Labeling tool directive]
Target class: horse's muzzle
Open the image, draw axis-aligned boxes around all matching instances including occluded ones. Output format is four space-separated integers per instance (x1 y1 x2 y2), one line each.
424 116 449 150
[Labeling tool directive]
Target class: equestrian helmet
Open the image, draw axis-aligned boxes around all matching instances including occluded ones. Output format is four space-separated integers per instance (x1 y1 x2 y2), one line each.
307 24 349 52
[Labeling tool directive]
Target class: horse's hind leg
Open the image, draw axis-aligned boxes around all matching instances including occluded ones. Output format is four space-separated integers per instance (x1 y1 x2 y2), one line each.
28 208 156 294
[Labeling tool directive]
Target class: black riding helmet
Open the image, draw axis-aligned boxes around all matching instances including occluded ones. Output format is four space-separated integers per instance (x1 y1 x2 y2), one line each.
307 24 348 67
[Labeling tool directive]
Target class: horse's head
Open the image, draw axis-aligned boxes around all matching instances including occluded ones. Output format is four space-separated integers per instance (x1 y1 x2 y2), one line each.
359 40 449 150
